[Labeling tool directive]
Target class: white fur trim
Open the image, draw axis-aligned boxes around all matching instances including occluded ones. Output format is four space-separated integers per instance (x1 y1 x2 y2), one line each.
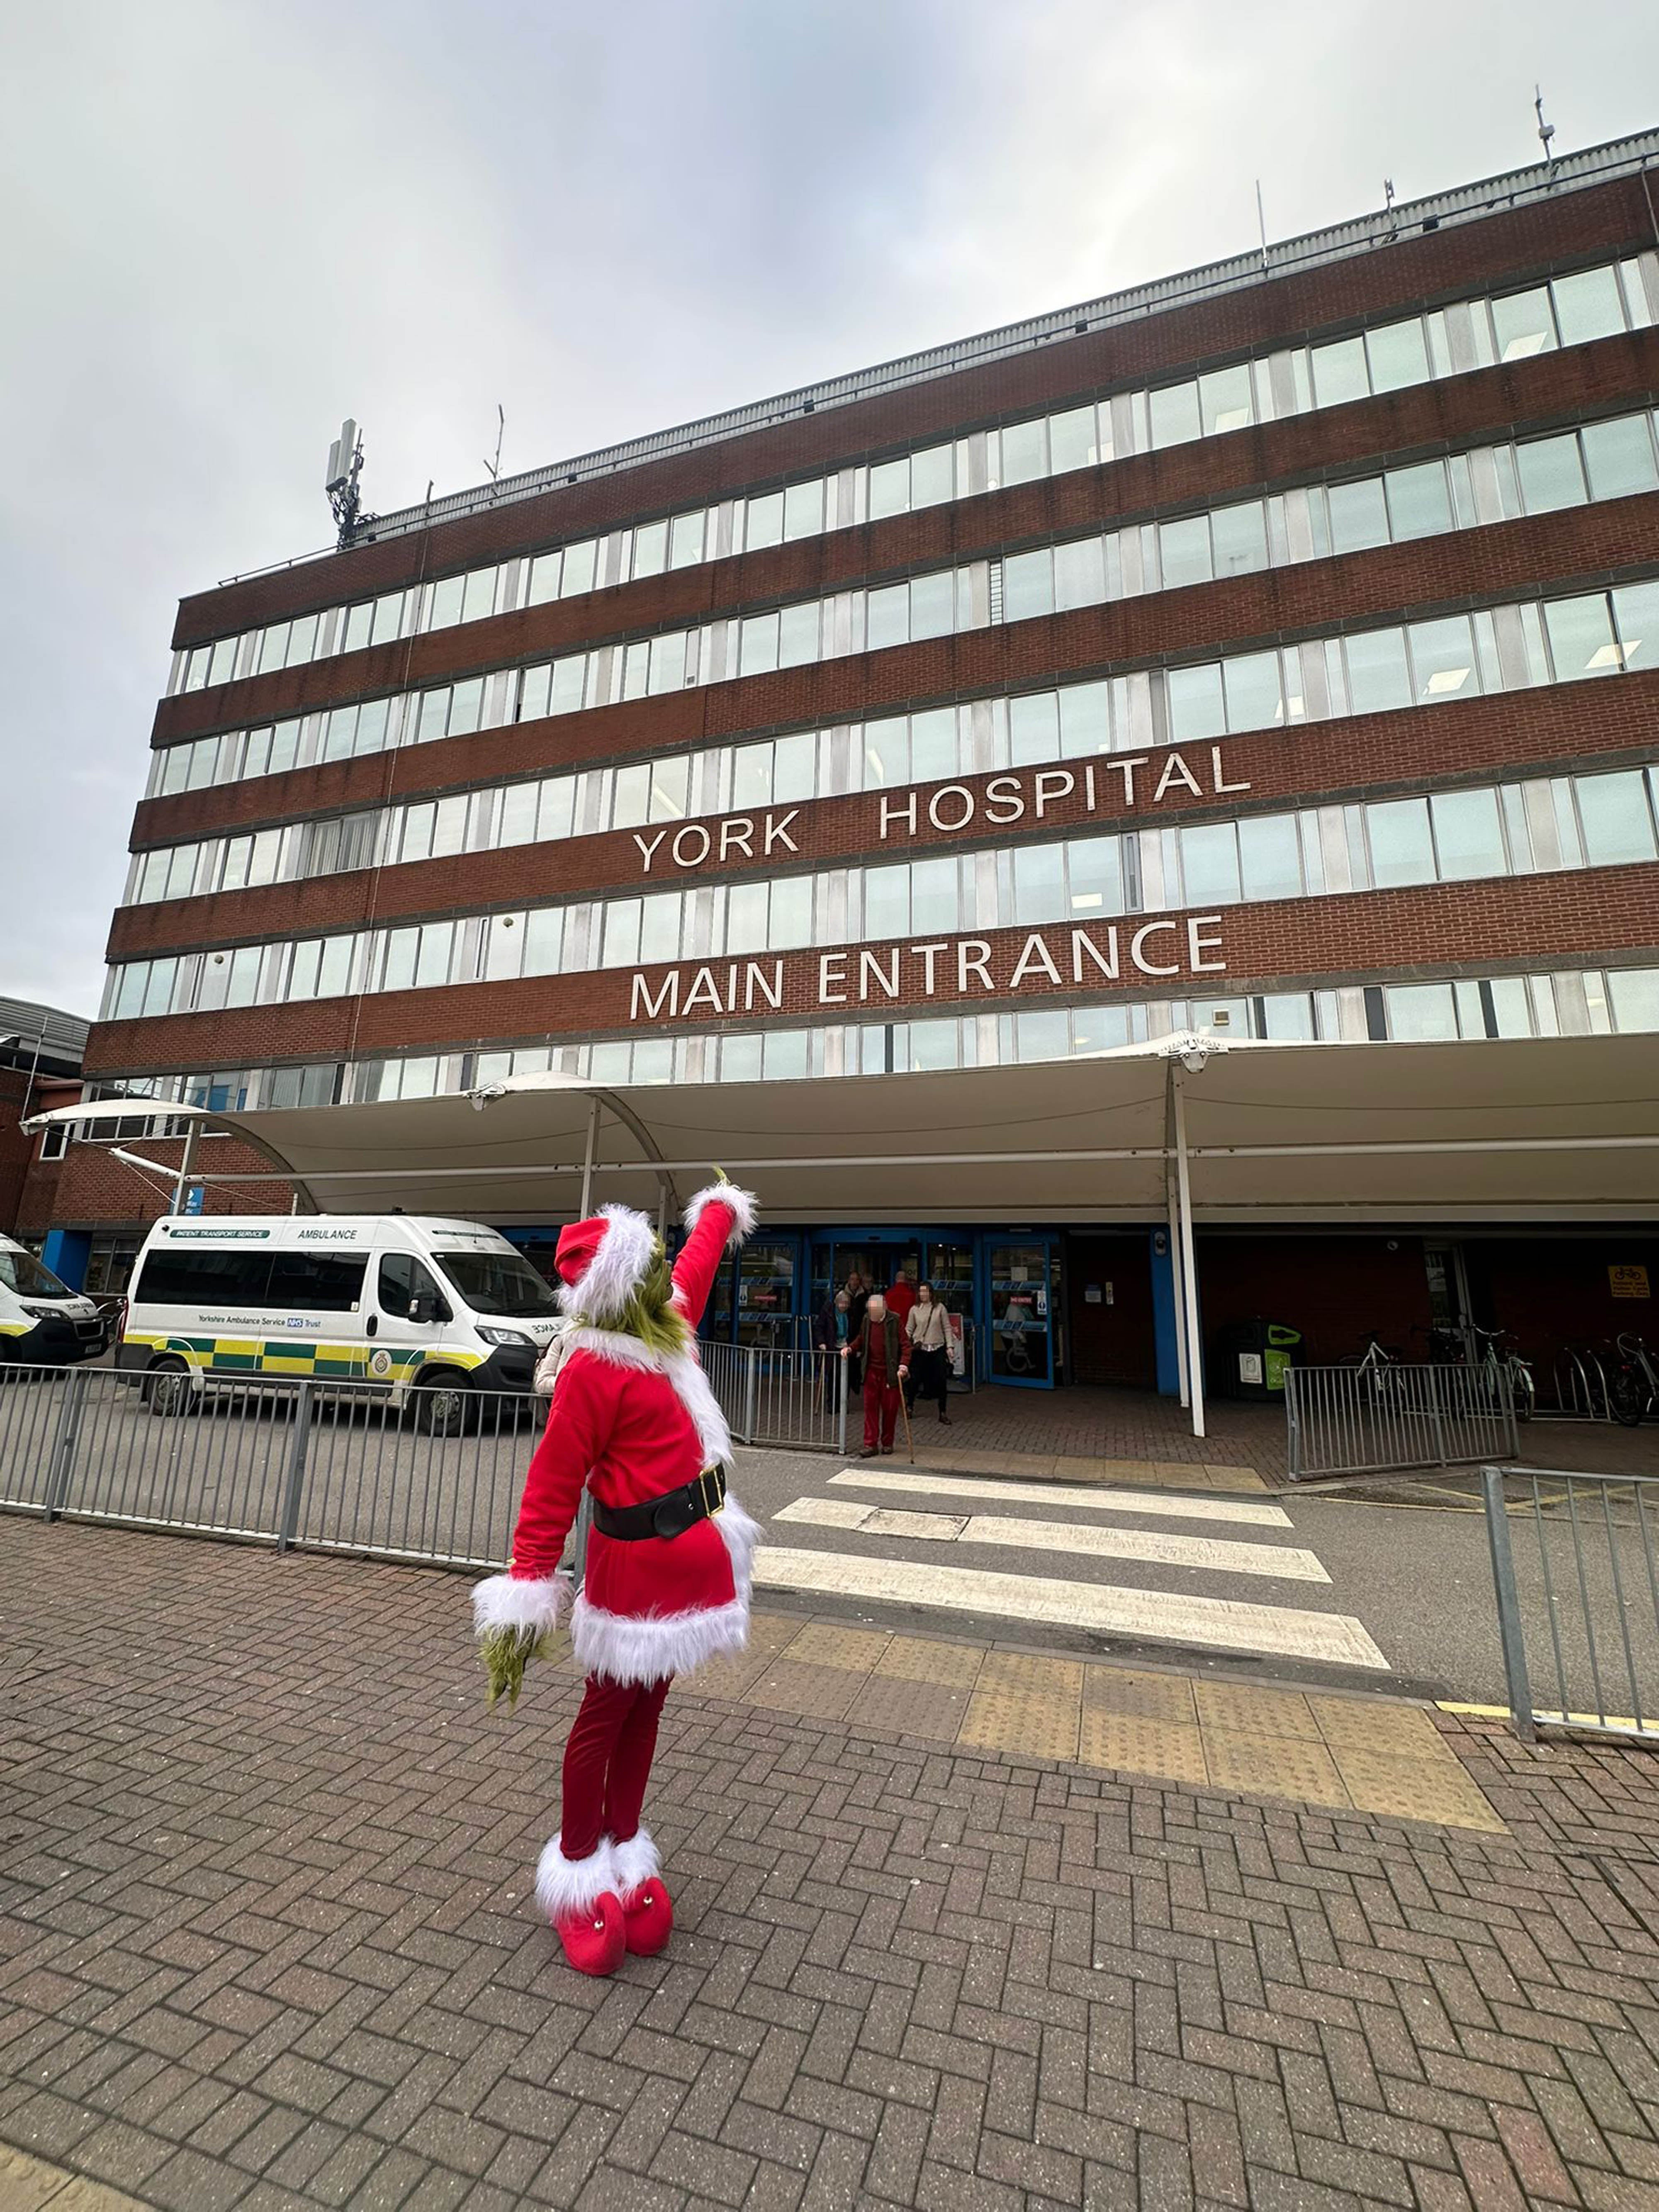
560 1329 733 1469
714 1492 763 1603
572 1591 750 1685
472 1572 569 1639
535 1835 617 1921
682 1183 758 1248
557 1204 657 1322
610 1828 661 1903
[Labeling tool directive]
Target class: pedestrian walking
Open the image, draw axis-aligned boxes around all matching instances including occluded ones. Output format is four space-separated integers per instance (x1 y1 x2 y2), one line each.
471 1175 761 1978
842 1290 908 1456
812 1287 852 1409
905 1282 954 1425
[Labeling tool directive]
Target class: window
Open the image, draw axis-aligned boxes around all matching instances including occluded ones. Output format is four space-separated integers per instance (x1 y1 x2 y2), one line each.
1198 364 1253 436
1238 815 1303 901
1166 662 1226 742
868 457 909 520
1429 788 1507 879
1158 515 1211 590
1491 286 1556 361
1582 415 1659 501
1002 550 1055 622
999 418 1047 486
1365 798 1434 887
267 1251 368 1312
1327 477 1389 555
1210 500 1268 578
1343 626 1412 715
1407 616 1477 702
1311 336 1369 408
1515 433 1586 514
1365 318 1430 392
1178 823 1241 905
1384 462 1452 540
1544 593 1620 679
1147 380 1200 449
1551 265 1627 347
134 1246 275 1307
1221 651 1283 732
378 1251 443 1318
1576 771 1657 866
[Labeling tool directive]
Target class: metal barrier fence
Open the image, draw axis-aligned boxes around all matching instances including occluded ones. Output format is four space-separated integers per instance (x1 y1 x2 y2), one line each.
703 1341 851 1453
1285 1361 1518 1479
1482 1464 1659 1745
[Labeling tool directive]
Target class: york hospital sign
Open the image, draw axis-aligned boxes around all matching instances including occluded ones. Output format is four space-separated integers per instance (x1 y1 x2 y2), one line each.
626 747 1245 1023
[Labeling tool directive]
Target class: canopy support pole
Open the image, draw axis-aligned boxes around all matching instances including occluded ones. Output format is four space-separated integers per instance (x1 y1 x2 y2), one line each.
171 1121 199 1217
578 1098 599 1218
1166 1161 1190 1409
1172 1068 1204 1439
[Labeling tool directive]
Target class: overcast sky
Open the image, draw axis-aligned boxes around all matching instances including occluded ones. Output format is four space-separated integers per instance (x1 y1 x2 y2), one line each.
2 0 1655 1027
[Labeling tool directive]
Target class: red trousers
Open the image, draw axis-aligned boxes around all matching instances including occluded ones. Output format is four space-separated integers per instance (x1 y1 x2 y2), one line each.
559 1673 672 1860
863 1368 901 1450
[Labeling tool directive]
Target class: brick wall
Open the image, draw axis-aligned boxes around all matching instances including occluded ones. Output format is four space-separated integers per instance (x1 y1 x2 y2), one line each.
40 1137 293 1234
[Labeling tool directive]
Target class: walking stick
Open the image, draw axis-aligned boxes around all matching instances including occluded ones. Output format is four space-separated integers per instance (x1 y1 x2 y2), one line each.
899 1377 915 1464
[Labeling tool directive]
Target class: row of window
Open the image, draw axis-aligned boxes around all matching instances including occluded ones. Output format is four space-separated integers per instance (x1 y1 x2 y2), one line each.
102 762 1659 1023
131 574 1659 905
166 253 1659 698
148 394 1659 806
80 961 1659 1131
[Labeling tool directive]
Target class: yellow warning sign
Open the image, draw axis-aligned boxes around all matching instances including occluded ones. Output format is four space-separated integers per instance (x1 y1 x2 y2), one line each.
1610 1264 1651 1299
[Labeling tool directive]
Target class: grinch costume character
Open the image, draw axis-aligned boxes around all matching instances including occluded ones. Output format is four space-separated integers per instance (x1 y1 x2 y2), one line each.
472 1178 761 1976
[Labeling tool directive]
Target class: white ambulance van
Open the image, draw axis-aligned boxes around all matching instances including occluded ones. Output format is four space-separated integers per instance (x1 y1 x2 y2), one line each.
0 1233 110 1365
119 1214 562 1428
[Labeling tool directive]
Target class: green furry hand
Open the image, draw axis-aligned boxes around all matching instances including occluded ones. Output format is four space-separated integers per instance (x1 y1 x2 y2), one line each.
480 1623 549 1709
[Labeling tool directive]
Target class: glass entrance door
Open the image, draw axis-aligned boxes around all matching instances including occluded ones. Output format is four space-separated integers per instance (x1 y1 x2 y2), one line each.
735 1236 801 1350
983 1238 1058 1387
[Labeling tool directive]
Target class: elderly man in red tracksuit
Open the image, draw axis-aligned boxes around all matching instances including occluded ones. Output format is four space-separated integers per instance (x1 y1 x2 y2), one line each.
472 1178 761 1976
841 1290 908 1457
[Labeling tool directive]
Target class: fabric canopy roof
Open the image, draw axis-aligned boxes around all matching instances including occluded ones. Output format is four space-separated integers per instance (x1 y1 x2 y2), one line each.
31 1032 1659 1227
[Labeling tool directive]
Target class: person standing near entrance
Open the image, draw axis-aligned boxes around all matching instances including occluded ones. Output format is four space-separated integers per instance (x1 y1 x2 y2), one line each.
812 1287 851 1409
842 1290 907 1455
886 1265 917 1332
905 1281 953 1425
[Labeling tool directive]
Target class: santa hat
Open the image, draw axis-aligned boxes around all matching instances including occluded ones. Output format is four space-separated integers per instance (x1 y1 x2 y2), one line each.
554 1203 657 1321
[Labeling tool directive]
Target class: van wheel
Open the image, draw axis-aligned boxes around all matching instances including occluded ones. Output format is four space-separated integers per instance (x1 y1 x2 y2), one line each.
146 1358 195 1416
415 1374 472 1435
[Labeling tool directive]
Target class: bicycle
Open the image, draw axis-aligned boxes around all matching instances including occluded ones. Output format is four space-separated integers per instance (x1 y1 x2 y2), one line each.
1467 1324 1535 1424
1610 1333 1659 1428
1342 1331 1404 1408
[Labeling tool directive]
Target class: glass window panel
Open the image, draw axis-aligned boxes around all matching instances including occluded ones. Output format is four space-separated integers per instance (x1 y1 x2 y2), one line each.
380 927 418 993
669 511 705 568
521 908 562 974
1058 681 1109 759
1609 969 1659 1032
426 574 465 631
720 1032 764 1083
1054 536 1106 610
561 540 597 594
370 591 404 646
1576 771 1657 865
1613 580 1659 669
777 601 820 667
1384 460 1453 540
864 584 909 651
354 698 389 754
460 568 497 624
1198 363 1253 436
1544 592 1619 679
1311 335 1370 408
999 417 1047 485
1430 788 1506 879
731 742 773 809
867 457 909 520
615 640 646 700
1012 842 1065 923
1388 984 1459 1040
538 776 574 840
1551 265 1627 346
1344 626 1412 714
1008 690 1060 767
910 444 954 508
770 730 816 803
498 782 539 847
398 803 433 863
783 479 823 540
1365 798 1435 886
611 763 651 830
256 623 289 675
416 689 450 741
1238 815 1303 901
413 921 455 988
207 636 237 686
1327 476 1389 554
1365 316 1431 392
1178 823 1241 905
1002 550 1055 622
1583 414 1659 500
602 900 643 967
862 863 909 938
550 655 588 714
1066 833 1121 914
1491 285 1556 361
1158 514 1212 589
909 708 957 782
739 611 780 675
1147 379 1201 448
1516 432 1587 514
909 855 959 934
862 719 906 787
1048 404 1098 474
527 551 562 606
768 876 812 949
649 754 692 819
744 491 783 550
321 706 357 761
518 662 552 721
1407 615 1478 702
1166 661 1226 742
1222 650 1284 731
632 520 668 577
447 676 484 734
1210 500 1268 577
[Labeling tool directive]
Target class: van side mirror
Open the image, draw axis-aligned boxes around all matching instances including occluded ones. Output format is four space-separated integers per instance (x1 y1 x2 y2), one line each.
408 1292 436 1325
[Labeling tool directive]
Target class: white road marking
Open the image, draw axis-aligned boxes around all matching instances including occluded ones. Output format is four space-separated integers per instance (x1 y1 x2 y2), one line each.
776 1498 1327 1582
753 1547 1389 1669
830 1468 1292 1528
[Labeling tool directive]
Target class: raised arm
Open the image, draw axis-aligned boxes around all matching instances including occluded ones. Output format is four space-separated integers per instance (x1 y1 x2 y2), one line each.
671 1180 758 1330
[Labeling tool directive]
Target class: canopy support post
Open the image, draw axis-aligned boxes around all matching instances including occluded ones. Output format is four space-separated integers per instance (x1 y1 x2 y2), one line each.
1172 1068 1205 1440
1166 1161 1190 1409
171 1120 199 1217
578 1097 599 1218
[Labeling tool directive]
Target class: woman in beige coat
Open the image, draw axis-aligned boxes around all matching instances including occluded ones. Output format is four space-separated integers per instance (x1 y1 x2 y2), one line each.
904 1283 954 1425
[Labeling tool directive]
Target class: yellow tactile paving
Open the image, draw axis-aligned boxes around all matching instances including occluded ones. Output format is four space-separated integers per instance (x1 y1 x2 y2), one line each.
1081 1710 1210 1785
958 1680 1082 1762
848 1673 978 1741
780 1622 893 1672
1082 1667 1198 1723
1309 1694 1443 1754
975 1650 1085 1696
1331 1746 1508 1832
873 1635 986 1689
742 1658 869 1721
1203 1728 1351 1808
1204 1465 1270 1492
1195 1679 1323 1740
691 1611 802 1699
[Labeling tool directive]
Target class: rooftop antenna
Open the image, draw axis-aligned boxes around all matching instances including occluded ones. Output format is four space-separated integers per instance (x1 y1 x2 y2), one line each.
324 419 374 549
483 404 506 495
1383 175 1396 225
1535 84 1556 175
1254 179 1269 275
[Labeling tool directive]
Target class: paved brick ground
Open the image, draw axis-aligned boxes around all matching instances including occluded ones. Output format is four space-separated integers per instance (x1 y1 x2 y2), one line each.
6 1518 1659 2211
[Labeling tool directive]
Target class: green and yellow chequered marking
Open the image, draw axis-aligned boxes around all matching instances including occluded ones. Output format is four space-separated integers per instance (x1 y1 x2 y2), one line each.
123 1331 485 1381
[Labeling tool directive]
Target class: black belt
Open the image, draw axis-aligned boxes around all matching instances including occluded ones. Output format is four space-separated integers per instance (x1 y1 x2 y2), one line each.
591 1466 727 1541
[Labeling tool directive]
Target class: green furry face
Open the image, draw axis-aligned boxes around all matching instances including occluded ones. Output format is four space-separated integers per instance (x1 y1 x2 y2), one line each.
577 1239 690 1357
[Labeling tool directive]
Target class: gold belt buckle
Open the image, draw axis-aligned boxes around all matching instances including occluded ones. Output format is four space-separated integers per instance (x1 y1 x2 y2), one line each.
698 1466 724 1518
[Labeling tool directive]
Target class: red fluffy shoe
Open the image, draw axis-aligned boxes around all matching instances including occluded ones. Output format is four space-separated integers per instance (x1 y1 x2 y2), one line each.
613 1830 674 1956
535 1840 626 1977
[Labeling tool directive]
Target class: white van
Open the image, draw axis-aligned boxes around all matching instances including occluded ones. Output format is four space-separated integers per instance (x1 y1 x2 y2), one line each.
0 1234 110 1365
119 1214 563 1427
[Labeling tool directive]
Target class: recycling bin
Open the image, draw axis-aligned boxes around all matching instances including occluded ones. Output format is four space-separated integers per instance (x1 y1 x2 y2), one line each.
1211 1319 1301 1400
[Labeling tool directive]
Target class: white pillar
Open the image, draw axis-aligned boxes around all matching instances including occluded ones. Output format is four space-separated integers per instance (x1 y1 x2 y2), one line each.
578 1097 599 1217
1172 1070 1204 1440
1165 1163 1190 1409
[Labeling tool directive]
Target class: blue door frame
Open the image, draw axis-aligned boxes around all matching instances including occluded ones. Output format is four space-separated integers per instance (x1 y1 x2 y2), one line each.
976 1234 1059 1388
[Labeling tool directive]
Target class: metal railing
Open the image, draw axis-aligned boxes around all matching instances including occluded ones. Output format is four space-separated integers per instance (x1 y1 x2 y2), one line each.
1285 1361 1518 1480
704 1341 851 1454
1482 1464 1659 1744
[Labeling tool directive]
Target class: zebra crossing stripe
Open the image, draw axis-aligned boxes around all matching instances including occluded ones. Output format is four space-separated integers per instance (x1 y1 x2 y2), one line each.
776 1498 1328 1582
752 1547 1389 1669
829 1468 1293 1527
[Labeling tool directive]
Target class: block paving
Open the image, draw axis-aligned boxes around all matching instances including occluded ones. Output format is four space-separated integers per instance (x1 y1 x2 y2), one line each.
5 1516 1659 2209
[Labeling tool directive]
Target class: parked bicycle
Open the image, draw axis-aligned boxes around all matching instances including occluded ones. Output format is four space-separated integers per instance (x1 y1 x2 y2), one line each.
1469 1324 1534 1424
1610 1333 1659 1427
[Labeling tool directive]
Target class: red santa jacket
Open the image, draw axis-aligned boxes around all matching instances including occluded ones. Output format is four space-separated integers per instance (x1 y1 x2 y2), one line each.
473 1183 761 1685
